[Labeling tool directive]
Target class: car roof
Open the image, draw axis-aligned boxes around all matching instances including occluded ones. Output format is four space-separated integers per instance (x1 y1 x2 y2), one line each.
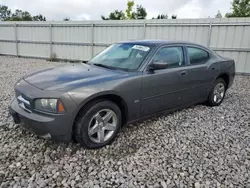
117 39 208 49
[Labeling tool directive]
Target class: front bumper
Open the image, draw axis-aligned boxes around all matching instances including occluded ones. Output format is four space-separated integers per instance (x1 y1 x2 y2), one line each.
9 98 72 142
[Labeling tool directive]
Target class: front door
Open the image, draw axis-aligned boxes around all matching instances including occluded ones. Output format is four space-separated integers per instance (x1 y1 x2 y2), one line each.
140 45 189 117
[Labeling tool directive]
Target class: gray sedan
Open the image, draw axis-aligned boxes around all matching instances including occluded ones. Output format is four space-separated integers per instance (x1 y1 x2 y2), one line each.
9 40 235 148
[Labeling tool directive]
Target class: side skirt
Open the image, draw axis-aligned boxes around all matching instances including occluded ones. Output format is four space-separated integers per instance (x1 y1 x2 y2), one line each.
126 99 207 125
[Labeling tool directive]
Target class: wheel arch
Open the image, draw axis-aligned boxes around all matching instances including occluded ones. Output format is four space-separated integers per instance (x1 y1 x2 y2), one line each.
216 73 229 89
72 92 129 128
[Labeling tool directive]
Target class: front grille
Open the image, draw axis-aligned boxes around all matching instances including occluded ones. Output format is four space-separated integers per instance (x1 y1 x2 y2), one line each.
16 92 32 113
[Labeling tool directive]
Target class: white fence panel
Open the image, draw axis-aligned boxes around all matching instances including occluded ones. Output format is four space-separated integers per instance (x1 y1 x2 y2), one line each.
93 46 106 56
0 42 16 55
18 43 50 58
0 18 249 74
53 44 92 60
52 26 92 43
18 26 50 42
0 26 15 40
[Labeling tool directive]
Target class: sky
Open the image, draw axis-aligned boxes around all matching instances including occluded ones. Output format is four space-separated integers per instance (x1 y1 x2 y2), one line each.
0 0 232 20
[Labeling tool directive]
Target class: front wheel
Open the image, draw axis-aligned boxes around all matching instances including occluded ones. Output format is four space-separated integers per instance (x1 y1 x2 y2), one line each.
207 78 226 106
74 100 122 149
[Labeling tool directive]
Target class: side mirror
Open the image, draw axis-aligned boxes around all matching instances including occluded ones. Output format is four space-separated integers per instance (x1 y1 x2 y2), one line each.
149 61 168 71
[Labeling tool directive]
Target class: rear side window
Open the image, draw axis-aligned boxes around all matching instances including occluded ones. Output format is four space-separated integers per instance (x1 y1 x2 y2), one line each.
187 47 209 64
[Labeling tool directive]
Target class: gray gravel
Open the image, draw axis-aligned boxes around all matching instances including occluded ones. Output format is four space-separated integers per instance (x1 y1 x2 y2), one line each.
0 56 250 188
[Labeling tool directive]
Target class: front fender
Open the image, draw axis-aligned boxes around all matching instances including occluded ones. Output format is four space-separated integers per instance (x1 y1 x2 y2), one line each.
70 89 127 107
68 72 142 124
68 89 128 123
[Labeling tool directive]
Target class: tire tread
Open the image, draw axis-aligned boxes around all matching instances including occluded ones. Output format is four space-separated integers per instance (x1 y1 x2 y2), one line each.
73 99 121 149
207 78 226 106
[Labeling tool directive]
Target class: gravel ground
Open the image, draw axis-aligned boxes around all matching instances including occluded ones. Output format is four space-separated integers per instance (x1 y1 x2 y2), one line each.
0 56 250 188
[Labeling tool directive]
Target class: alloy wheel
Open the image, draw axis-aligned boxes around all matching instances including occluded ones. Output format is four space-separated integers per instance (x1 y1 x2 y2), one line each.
88 109 117 144
213 82 225 104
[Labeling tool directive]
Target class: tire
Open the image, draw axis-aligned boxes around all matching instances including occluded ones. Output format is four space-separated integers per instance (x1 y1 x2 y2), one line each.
207 78 226 106
74 100 122 149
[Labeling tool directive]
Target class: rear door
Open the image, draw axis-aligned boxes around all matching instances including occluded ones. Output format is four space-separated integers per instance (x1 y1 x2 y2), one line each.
183 45 219 102
140 45 190 117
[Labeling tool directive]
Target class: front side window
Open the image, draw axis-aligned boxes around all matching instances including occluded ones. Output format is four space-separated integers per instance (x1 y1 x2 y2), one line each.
152 46 185 68
187 47 209 65
88 43 152 71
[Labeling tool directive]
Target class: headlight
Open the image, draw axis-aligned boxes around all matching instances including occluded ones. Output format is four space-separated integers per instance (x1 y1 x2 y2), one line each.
35 99 65 113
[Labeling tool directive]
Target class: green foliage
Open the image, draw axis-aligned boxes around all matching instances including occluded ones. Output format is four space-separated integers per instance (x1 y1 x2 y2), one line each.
50 52 58 62
153 14 177 19
63 17 70 21
101 0 147 20
0 5 11 21
0 4 46 21
33 14 46 21
153 14 168 19
171 15 177 19
101 10 126 20
215 10 222 18
135 5 147 19
101 15 109 20
226 0 250 17
126 0 135 19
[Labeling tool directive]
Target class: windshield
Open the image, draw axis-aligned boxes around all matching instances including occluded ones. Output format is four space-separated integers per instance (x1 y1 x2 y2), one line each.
88 43 152 71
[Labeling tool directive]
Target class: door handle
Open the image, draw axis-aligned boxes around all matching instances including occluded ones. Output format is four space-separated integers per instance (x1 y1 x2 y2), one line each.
180 71 188 76
212 67 216 71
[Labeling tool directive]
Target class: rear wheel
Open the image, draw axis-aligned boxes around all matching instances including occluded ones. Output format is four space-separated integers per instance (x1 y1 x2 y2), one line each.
74 100 122 149
207 78 226 106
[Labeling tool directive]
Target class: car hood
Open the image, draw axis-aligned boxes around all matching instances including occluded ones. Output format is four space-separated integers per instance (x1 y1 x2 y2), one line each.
24 63 127 91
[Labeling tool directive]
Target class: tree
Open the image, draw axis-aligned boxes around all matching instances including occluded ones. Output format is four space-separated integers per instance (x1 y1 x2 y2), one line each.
21 11 33 21
172 15 177 19
5 9 32 21
0 5 46 21
135 5 147 19
125 0 135 19
226 0 250 17
101 10 125 20
215 10 222 18
0 5 11 21
63 17 70 21
101 0 147 20
33 14 46 21
110 10 126 20
152 14 168 19
101 15 109 20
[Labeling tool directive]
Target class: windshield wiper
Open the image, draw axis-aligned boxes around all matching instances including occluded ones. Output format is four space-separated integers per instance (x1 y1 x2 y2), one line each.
93 63 116 70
